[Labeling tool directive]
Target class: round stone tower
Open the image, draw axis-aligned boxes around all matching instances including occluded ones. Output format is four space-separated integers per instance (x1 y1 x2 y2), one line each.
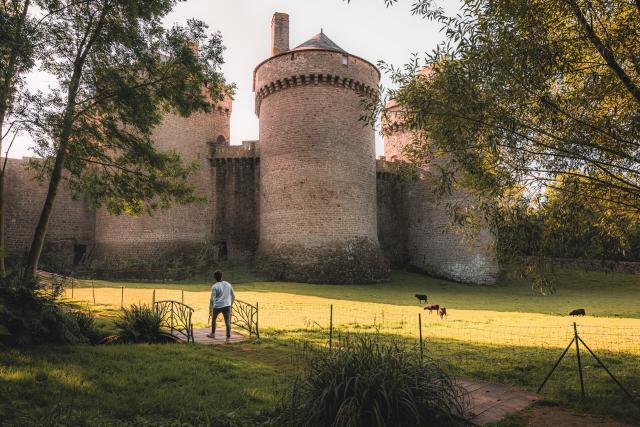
254 14 389 283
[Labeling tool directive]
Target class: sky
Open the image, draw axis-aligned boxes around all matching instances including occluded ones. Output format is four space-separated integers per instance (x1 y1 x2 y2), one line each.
9 0 460 159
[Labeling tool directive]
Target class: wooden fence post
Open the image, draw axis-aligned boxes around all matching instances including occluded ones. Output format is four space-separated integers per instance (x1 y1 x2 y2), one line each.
329 304 334 352
419 313 424 362
574 322 586 399
152 289 156 305
255 302 260 339
92 282 96 305
181 289 184 304
121 286 124 308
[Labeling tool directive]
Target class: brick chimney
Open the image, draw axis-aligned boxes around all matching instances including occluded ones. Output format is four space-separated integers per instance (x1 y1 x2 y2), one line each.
271 13 289 56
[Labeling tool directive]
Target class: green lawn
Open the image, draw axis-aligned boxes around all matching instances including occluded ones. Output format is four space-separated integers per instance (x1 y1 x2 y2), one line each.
1 335 638 425
0 340 294 425
5 267 639 425
77 268 640 318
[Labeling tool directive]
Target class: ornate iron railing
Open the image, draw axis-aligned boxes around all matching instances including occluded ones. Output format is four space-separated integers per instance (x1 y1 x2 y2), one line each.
232 300 259 338
154 300 195 343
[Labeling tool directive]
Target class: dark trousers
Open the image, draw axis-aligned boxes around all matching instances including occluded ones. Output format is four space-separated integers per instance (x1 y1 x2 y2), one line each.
211 306 231 338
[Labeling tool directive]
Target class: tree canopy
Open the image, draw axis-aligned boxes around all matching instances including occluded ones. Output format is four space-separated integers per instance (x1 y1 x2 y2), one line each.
372 0 640 213
13 0 232 278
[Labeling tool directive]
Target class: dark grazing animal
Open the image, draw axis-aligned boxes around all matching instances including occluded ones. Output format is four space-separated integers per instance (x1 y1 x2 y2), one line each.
424 304 440 314
569 308 586 316
415 294 428 304
439 307 447 319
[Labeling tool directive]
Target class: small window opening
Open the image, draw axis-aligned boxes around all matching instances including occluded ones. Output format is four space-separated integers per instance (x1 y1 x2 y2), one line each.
341 55 349 66
291 52 296 60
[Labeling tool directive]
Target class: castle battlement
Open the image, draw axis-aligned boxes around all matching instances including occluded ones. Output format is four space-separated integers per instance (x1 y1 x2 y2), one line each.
211 141 260 161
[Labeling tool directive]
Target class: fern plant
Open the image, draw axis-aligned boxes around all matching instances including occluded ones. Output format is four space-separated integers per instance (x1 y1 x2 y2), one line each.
106 304 178 344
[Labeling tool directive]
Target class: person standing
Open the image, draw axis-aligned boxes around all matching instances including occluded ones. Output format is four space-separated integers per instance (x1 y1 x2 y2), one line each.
207 270 235 340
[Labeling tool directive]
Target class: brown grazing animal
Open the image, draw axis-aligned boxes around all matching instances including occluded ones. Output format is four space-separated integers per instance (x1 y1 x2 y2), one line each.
424 304 440 314
569 308 586 316
415 294 428 304
439 307 447 319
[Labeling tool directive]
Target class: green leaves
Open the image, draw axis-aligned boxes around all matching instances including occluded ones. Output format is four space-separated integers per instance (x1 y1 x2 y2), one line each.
369 0 640 264
26 0 232 215
274 334 466 427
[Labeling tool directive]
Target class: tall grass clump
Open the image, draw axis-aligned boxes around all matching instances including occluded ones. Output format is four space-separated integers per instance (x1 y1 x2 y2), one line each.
106 304 178 344
273 334 468 427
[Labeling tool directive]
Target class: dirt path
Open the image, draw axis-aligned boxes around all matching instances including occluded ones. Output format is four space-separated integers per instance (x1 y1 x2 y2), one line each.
516 405 636 427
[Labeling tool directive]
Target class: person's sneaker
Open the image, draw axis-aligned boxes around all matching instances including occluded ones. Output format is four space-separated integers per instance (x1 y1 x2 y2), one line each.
206 334 215 339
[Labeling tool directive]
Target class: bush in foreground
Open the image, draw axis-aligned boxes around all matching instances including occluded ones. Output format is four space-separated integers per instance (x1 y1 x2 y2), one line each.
0 273 100 345
273 334 468 427
105 304 178 344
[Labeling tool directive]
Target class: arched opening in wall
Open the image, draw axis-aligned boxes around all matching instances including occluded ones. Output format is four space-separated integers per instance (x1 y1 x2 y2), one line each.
216 135 227 145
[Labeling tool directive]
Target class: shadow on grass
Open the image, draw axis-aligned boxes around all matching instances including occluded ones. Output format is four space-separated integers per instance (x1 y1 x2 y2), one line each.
0 340 296 425
1 330 638 424
264 328 640 424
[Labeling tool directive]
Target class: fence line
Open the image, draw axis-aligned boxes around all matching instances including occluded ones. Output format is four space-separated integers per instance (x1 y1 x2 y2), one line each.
44 268 638 358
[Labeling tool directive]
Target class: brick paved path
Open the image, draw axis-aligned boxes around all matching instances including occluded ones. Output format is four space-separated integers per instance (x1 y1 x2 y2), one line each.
458 378 539 425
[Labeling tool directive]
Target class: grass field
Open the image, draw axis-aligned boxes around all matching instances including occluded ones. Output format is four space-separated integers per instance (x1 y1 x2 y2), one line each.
3 267 639 425
64 269 640 354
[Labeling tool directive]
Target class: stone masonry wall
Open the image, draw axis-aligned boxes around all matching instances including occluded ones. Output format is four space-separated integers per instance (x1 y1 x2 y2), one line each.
402 172 499 284
376 161 405 267
93 103 231 266
3 158 95 267
211 142 260 262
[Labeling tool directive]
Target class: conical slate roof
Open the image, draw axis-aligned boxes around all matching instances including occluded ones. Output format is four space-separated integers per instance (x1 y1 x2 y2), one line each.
293 30 346 53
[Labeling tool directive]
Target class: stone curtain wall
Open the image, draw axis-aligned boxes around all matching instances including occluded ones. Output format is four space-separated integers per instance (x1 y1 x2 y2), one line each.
93 103 231 266
376 161 406 267
402 173 499 284
211 142 260 262
382 102 499 285
254 49 388 283
3 158 95 266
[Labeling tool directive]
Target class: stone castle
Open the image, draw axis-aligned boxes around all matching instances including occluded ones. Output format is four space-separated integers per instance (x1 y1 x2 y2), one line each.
4 13 498 284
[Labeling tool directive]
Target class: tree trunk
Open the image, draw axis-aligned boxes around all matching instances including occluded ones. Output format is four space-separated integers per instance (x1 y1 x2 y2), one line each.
23 3 108 280
22 77 80 280
0 0 31 278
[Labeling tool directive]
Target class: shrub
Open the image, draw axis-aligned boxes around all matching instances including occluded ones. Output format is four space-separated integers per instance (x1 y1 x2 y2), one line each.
272 334 467 427
106 304 178 344
0 273 100 345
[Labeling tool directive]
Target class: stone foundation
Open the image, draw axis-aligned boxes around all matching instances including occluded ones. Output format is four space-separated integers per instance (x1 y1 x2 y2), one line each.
257 237 390 284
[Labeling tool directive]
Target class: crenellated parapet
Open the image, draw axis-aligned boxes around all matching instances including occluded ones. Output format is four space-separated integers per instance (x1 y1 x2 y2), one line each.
376 158 402 179
210 141 260 163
